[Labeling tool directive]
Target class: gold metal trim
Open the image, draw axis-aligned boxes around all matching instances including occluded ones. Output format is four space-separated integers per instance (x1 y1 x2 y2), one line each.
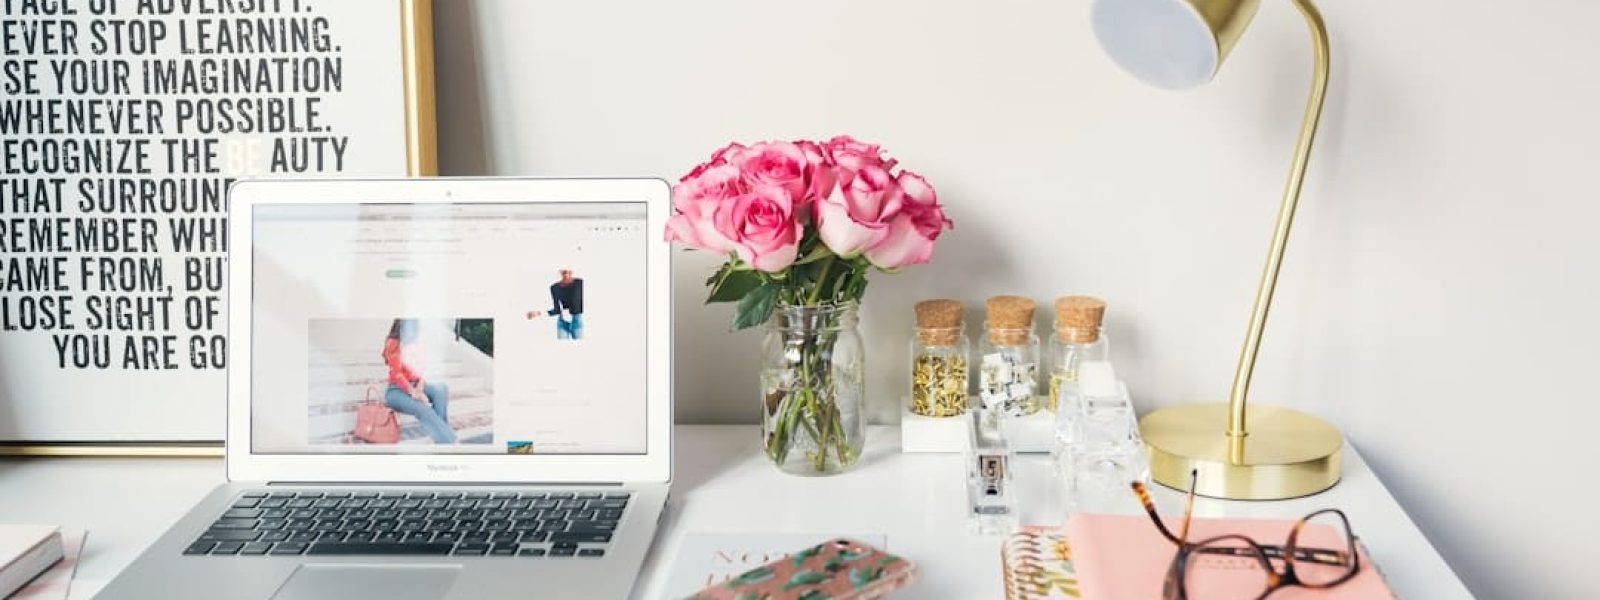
1140 0 1341 499
402 0 439 177
4 0 437 458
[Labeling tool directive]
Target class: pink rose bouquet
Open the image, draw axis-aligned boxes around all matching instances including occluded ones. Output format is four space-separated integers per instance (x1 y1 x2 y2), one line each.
667 136 953 329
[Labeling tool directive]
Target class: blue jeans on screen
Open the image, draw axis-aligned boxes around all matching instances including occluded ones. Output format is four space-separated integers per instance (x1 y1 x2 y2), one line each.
556 314 583 340
385 382 455 444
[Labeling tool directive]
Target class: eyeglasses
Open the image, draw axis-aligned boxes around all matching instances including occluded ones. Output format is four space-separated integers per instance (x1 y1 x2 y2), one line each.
1130 472 1362 600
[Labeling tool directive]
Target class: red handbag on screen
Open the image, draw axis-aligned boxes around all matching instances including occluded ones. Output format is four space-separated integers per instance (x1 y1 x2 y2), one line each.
354 385 400 444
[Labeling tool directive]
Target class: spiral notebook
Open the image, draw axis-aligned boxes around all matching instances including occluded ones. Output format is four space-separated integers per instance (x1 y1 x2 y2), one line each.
1001 527 1082 599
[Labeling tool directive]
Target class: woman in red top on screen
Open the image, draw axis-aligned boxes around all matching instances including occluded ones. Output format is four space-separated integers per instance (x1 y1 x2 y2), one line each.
382 319 456 444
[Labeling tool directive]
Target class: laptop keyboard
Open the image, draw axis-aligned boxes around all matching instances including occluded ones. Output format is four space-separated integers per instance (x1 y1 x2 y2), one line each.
183 490 628 558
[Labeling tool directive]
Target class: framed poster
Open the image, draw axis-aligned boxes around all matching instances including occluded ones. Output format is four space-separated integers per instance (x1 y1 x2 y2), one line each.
0 0 438 455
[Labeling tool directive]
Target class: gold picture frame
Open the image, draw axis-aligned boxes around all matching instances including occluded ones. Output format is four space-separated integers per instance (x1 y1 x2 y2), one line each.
0 0 438 458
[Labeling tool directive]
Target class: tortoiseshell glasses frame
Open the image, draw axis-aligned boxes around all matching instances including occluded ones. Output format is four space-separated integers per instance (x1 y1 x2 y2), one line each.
1130 471 1362 600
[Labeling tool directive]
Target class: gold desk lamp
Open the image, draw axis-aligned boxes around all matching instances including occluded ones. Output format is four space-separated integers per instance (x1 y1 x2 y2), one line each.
1089 0 1341 499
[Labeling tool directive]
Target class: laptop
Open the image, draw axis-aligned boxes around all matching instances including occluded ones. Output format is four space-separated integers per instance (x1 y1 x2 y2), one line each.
99 178 674 600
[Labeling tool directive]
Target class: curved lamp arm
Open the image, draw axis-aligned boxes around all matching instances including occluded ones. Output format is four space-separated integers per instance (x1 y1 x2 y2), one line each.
1226 0 1332 440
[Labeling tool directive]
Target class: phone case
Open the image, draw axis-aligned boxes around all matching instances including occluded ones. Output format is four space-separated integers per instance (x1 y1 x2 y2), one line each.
685 538 918 600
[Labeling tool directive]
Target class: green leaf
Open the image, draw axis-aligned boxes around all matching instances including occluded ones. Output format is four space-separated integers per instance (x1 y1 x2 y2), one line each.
792 544 825 567
796 591 831 600
848 566 883 589
706 268 762 304
725 566 776 588
780 570 831 592
733 284 780 330
823 552 848 573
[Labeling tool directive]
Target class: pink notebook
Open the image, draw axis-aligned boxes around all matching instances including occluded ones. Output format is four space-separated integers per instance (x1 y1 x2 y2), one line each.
1065 514 1397 599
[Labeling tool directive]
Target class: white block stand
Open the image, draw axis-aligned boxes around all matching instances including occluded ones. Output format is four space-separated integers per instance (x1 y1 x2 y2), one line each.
900 397 1058 454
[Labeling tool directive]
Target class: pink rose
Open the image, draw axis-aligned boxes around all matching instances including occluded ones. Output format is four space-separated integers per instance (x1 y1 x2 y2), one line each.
680 142 749 183
665 164 744 253
865 172 951 269
737 141 809 201
815 162 904 257
795 140 838 204
716 186 803 272
827 135 897 172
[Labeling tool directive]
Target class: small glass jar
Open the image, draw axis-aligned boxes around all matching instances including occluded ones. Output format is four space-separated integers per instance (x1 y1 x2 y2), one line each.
1047 296 1109 413
977 296 1040 417
910 299 969 418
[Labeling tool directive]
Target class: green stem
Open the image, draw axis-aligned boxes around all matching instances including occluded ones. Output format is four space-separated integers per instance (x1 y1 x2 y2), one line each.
807 257 835 305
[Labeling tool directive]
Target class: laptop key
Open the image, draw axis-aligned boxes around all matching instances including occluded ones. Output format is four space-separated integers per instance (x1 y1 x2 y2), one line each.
211 519 258 530
550 532 612 545
289 532 318 543
453 543 490 556
223 509 263 519
213 542 245 555
306 543 454 556
550 547 576 557
518 548 547 557
239 542 273 555
568 523 616 534
518 531 549 543
578 548 605 558
602 492 631 500
242 491 269 498
184 541 216 555
201 530 261 542
463 492 490 500
575 492 602 500
490 544 518 556
269 542 308 556
262 531 290 542
231 498 261 509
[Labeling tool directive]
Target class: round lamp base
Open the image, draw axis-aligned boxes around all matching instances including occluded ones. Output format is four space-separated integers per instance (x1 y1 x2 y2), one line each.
1140 403 1342 500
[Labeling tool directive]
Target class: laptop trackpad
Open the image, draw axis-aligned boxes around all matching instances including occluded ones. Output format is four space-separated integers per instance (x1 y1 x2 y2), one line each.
271 564 462 600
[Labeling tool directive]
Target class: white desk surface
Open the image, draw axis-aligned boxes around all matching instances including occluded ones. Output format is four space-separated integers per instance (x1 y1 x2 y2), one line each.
0 425 1470 599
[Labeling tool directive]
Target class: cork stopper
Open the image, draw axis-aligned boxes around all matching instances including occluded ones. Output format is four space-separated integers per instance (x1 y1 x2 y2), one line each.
1054 296 1106 344
914 299 965 346
985 295 1036 345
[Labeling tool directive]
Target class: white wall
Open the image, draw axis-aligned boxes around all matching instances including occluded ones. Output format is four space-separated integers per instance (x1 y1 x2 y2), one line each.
433 1 1600 597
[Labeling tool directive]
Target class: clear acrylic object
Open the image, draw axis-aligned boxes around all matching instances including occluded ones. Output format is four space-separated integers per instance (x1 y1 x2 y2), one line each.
967 409 1019 535
1054 362 1148 514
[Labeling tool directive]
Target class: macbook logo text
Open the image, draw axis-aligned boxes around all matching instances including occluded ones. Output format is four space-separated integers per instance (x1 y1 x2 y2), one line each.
426 464 467 472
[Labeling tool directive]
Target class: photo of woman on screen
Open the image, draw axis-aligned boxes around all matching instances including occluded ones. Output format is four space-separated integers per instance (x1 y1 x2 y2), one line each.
382 319 456 443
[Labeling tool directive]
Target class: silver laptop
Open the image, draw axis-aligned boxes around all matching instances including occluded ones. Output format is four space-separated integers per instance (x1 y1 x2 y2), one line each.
100 178 674 600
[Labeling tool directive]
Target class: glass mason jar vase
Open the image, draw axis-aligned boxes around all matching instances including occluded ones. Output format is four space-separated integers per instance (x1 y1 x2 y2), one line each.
760 302 866 475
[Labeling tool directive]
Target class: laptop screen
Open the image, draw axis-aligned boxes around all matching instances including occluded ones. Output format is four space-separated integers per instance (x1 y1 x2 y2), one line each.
248 202 648 455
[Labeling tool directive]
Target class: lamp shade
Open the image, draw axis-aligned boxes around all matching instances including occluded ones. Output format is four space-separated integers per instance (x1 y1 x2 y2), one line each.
1090 0 1261 89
